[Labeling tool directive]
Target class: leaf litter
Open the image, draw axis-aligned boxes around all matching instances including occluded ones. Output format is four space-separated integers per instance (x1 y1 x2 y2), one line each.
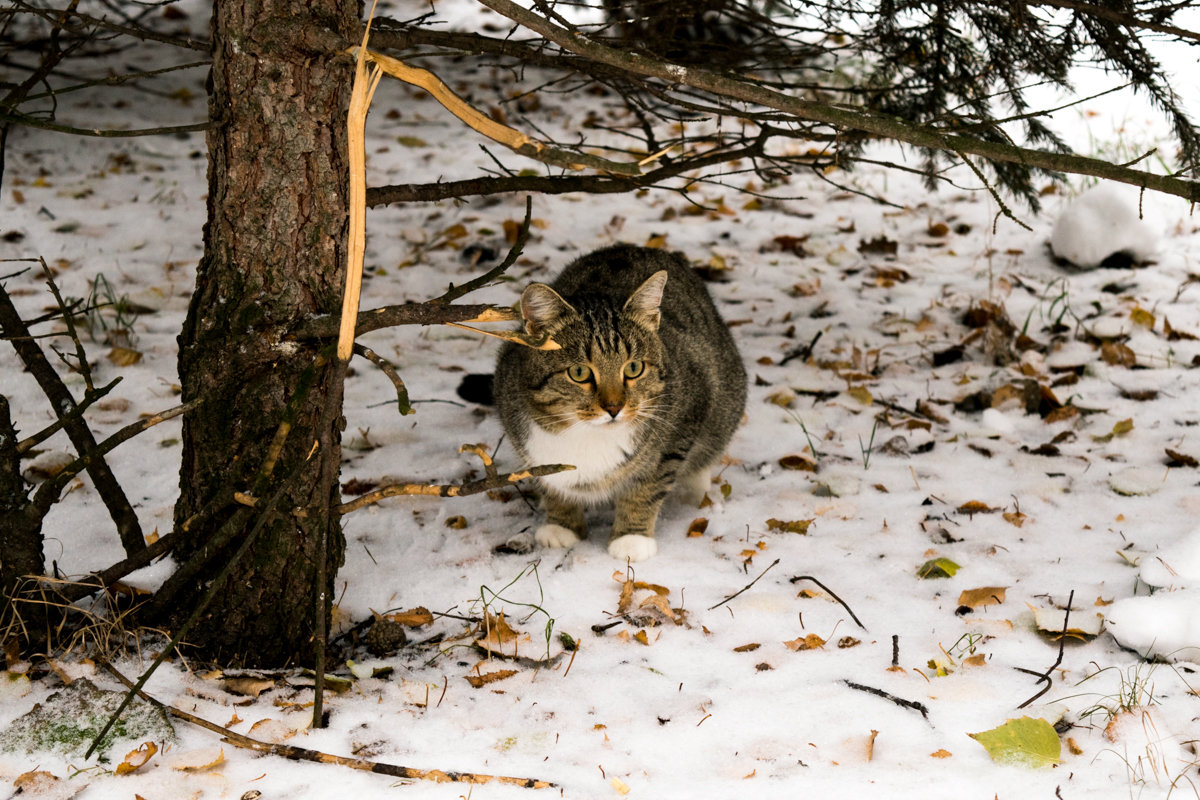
4 3 1200 796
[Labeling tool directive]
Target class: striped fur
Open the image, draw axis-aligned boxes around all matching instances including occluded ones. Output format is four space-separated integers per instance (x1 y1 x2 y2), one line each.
495 245 746 562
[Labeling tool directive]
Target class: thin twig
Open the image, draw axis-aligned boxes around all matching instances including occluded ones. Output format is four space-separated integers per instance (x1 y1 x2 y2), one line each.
98 659 556 789
788 575 867 630
351 343 412 415
1015 589 1073 709
708 558 780 611
842 680 930 721
434 195 533 304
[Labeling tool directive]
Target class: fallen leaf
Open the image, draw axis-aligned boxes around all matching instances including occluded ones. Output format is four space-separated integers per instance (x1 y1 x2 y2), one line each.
766 518 812 535
1002 510 1027 528
1100 341 1136 367
172 747 226 772
107 346 143 366
957 586 1007 608
734 643 761 652
687 517 709 537
956 500 997 515
917 557 960 579
465 669 517 688
930 749 953 758
962 654 988 667
386 606 434 628
783 634 826 651
611 776 631 794
222 676 275 697
1031 605 1103 639
837 636 861 649
1165 448 1199 468
968 717 1062 768
778 454 817 472
632 630 650 646
1129 306 1156 329
858 235 898 255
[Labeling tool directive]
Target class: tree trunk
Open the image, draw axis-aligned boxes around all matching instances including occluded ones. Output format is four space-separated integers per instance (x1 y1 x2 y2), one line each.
165 0 355 666
0 394 45 636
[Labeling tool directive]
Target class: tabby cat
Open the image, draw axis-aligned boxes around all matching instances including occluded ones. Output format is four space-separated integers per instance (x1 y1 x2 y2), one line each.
494 244 746 562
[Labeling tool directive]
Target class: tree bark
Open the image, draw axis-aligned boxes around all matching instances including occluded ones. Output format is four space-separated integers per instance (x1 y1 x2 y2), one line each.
0 394 44 634
168 0 355 666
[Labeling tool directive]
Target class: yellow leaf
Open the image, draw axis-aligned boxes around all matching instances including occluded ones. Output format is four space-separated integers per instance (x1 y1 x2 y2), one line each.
611 777 631 794
632 630 650 646
930 749 953 758
644 234 668 249
115 742 158 775
687 517 709 537
956 500 997 515
846 385 873 405
1002 510 1027 528
172 747 226 772
107 346 143 366
968 717 1062 768
957 586 1007 608
1129 306 1156 329
766 518 812 534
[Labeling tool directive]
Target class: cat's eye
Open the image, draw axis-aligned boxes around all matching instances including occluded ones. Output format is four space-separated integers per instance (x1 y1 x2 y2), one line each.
623 360 645 379
567 364 593 383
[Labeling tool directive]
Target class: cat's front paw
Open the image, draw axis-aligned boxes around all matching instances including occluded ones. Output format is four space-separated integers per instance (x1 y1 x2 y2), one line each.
535 524 581 549
608 535 657 562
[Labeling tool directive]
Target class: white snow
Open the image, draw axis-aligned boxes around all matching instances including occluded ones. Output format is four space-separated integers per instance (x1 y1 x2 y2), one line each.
2 1 1200 798
1049 183 1161 268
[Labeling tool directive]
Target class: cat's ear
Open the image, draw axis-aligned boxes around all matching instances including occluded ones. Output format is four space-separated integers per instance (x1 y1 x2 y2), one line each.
624 270 668 329
520 283 574 338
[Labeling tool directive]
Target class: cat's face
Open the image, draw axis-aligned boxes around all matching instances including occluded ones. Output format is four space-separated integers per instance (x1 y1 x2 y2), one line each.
518 273 668 433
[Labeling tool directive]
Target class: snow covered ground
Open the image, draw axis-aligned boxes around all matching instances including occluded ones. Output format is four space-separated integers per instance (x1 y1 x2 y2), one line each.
2 2 1200 798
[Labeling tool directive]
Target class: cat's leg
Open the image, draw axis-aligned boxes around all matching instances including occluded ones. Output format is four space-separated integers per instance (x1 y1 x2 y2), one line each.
609 481 667 562
535 492 587 549
677 463 714 507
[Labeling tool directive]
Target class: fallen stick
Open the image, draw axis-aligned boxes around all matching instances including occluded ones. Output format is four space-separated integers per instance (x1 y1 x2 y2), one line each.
99 660 556 789
842 680 930 722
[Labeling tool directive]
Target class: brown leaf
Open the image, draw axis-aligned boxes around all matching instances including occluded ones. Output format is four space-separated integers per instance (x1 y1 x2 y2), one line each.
1165 448 1199 468
632 630 651 646
465 669 517 688
930 749 953 759
1043 405 1079 424
958 586 1007 608
734 643 761 652
444 515 468 529
116 742 159 775
766 518 812 534
386 606 434 628
222 676 275 697
778 454 817 472
1002 510 1027 528
956 500 998 515
1101 341 1136 367
783 634 826 651
687 517 709 537
857 235 898 255
837 636 861 649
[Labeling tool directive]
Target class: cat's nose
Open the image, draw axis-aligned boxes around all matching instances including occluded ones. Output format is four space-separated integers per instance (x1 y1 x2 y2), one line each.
602 401 624 419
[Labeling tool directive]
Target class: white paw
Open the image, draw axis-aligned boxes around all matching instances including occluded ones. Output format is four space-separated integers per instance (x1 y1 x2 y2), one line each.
608 535 658 562
535 524 581 549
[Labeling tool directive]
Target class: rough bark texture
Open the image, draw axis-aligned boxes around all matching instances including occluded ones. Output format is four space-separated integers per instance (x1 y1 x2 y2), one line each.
169 0 355 666
0 394 44 633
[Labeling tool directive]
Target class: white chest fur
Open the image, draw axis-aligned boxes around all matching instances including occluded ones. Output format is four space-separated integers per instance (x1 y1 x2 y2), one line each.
524 420 637 502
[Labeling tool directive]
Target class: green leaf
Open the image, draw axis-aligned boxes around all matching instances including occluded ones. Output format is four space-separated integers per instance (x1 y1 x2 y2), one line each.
968 717 1062 768
917 557 960 578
